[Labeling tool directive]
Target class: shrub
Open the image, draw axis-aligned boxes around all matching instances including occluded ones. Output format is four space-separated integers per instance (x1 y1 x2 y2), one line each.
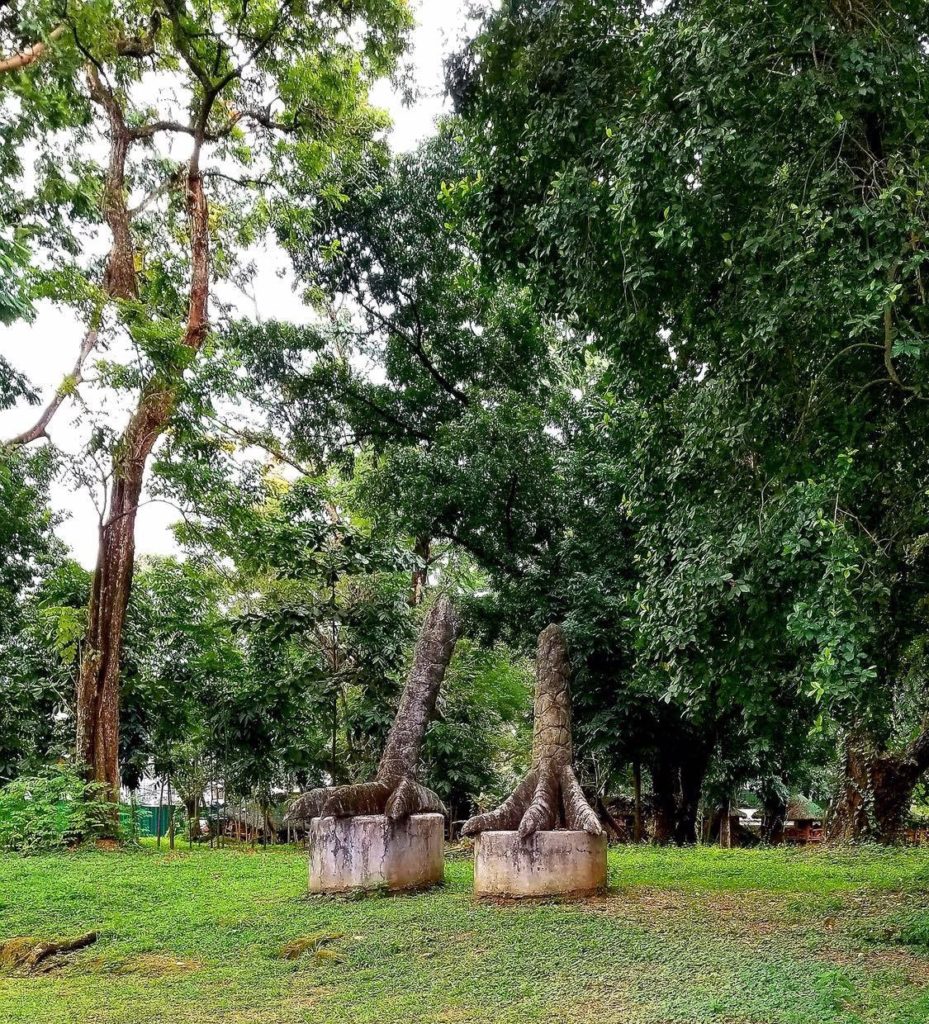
0 763 125 852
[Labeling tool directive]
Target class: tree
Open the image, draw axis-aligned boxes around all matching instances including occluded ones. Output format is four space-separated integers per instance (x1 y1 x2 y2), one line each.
1 0 411 804
453 0 929 841
238 129 740 841
0 448 70 780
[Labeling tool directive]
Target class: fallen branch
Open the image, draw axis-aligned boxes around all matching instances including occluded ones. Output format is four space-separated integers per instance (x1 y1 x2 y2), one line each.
24 932 98 971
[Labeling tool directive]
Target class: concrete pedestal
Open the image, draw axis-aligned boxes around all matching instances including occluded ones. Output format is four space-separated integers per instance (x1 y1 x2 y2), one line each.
473 830 607 898
308 813 444 893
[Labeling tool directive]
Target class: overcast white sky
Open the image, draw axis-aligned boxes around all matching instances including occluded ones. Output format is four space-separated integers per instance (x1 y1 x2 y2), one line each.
0 1 474 567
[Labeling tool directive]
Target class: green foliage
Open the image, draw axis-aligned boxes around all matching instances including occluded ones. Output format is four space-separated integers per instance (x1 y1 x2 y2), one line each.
422 638 532 817
446 0 929 801
0 763 127 853
0 451 69 783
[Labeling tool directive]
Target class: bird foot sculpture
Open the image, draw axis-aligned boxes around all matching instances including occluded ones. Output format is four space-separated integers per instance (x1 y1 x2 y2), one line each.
462 623 603 840
287 596 459 824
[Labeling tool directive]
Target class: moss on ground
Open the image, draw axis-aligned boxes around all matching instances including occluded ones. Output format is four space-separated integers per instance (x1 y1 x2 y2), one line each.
0 841 926 1023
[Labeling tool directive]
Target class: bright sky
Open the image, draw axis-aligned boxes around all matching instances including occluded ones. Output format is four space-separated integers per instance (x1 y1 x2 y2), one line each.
0 0 474 567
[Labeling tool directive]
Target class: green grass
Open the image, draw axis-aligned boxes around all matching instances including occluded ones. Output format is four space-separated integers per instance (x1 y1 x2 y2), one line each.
0 841 927 1023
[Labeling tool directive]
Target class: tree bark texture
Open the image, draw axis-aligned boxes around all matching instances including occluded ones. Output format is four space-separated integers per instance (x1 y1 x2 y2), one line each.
828 728 929 843
76 145 210 801
287 596 460 823
462 624 603 841
22 932 98 972
719 799 732 849
6 67 139 451
0 25 66 75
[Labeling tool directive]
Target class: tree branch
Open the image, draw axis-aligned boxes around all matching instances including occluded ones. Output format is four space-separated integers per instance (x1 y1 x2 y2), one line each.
5 327 98 448
0 24 65 74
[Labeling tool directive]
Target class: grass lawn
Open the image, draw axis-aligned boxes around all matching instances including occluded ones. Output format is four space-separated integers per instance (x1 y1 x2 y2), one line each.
0 841 927 1023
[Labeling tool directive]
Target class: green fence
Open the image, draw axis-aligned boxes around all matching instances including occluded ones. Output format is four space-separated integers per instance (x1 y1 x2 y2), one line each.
130 805 188 838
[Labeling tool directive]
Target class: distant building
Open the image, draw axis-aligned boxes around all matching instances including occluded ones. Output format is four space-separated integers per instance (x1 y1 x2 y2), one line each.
782 796 824 844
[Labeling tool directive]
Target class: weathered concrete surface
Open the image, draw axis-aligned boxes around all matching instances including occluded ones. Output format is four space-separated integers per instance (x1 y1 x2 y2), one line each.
309 813 444 893
473 829 607 897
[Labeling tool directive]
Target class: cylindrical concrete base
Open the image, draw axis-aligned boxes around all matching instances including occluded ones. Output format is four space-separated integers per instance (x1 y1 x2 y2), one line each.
473 830 607 898
308 813 445 893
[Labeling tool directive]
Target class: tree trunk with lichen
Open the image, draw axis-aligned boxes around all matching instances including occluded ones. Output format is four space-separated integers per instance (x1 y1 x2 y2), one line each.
462 624 602 841
76 144 210 811
828 728 929 843
287 596 459 823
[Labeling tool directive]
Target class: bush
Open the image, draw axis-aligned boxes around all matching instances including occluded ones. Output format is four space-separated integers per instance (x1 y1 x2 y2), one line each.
0 763 126 852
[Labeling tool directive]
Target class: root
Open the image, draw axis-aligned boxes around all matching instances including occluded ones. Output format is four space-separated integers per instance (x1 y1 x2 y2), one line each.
518 766 560 839
463 766 602 840
385 777 446 820
0 932 99 974
561 765 602 833
461 772 538 835
287 782 391 822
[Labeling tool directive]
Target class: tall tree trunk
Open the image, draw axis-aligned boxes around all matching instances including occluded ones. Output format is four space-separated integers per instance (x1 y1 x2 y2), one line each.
462 624 603 840
288 596 460 822
649 732 710 846
675 741 710 845
650 752 677 846
829 728 929 843
74 143 210 803
8 64 141 452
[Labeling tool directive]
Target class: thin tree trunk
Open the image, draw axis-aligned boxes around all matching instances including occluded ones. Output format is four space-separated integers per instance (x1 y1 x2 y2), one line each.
409 536 430 607
632 760 643 843
167 778 175 850
720 798 732 849
156 778 164 848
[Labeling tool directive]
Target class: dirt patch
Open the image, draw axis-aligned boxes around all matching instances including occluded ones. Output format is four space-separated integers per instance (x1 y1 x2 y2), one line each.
113 953 203 977
821 947 929 986
280 931 344 961
586 886 803 940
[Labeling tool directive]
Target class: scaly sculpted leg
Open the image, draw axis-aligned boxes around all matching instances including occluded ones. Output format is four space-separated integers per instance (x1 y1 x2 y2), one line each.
287 597 459 824
462 624 603 840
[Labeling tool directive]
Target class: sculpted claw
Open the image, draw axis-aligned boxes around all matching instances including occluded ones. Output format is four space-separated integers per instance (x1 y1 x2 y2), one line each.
462 624 602 840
